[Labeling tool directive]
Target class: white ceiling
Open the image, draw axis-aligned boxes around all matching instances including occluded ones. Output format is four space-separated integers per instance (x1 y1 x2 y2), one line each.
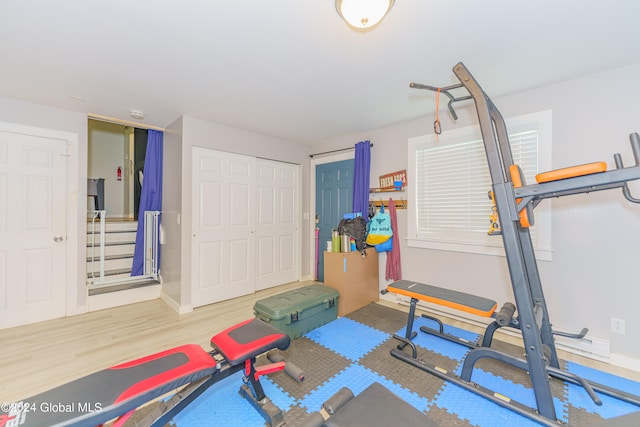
2 1 640 146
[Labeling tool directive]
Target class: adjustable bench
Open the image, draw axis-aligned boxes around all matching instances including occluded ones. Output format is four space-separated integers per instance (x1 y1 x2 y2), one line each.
1 318 290 427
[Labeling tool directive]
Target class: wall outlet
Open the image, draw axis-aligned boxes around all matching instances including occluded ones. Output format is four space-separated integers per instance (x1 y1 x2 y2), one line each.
611 317 626 335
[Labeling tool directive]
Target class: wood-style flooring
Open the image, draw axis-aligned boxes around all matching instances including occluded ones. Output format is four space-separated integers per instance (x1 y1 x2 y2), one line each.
0 281 308 403
1 280 638 406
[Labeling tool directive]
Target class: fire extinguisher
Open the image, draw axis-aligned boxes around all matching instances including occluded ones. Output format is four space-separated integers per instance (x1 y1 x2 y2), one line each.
117 166 122 181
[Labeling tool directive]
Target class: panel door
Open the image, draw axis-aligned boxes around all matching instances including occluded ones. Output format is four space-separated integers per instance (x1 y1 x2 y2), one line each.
191 147 256 307
256 159 299 290
315 159 354 282
0 127 67 329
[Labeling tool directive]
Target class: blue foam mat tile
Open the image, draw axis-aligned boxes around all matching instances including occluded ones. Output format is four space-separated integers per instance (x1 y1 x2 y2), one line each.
395 317 479 362
304 317 389 361
172 371 263 426
173 370 295 427
434 380 553 427
566 361 640 396
263 376 297 411
566 383 639 420
565 361 640 419
459 367 567 422
299 363 429 414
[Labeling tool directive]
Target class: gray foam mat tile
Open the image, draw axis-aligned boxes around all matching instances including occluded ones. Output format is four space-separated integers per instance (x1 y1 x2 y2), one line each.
566 402 606 426
346 302 410 335
425 405 476 427
263 336 351 400
473 339 566 400
283 403 314 426
359 337 457 401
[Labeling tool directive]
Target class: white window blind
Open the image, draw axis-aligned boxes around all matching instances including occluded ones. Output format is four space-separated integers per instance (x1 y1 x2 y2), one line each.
407 110 552 259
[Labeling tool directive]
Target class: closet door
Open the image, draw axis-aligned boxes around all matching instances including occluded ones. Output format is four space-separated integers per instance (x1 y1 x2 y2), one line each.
255 159 299 290
191 147 256 307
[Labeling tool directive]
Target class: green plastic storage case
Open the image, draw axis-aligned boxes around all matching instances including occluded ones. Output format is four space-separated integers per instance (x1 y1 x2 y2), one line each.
253 285 339 339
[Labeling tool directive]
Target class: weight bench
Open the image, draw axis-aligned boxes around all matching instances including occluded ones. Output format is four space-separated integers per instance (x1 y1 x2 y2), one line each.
385 279 499 347
300 382 437 427
1 318 290 427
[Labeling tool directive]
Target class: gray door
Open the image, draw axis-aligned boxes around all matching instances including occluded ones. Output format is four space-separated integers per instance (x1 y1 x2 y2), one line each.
315 159 354 281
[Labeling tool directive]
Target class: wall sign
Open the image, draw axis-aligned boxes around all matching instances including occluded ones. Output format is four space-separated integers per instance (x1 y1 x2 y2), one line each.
379 169 407 190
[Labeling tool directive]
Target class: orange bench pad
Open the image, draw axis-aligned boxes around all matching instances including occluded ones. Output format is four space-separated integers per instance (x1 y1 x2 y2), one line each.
535 161 607 183
509 164 532 228
387 282 497 318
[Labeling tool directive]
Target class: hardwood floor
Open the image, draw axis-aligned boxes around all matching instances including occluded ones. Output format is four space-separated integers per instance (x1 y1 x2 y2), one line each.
1 280 638 406
0 281 308 403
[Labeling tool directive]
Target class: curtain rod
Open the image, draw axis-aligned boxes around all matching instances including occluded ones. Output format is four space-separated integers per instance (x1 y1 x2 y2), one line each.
309 143 374 158
88 113 165 132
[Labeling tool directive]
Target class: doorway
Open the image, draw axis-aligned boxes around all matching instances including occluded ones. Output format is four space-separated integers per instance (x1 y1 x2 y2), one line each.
88 120 147 220
312 155 354 282
86 120 159 292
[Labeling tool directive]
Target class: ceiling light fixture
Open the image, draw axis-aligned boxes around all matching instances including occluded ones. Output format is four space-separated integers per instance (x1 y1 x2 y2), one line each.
130 110 145 120
335 0 395 31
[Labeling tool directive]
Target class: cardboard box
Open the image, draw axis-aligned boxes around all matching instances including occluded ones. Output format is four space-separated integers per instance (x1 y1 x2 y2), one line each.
324 247 379 316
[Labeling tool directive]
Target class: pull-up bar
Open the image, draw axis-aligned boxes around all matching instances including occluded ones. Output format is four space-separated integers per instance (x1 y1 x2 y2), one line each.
409 82 472 121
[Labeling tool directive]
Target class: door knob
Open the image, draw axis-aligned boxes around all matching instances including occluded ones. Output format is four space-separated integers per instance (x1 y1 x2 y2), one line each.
54 235 64 242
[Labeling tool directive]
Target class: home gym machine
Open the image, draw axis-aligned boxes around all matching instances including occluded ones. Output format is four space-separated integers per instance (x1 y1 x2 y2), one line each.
386 62 640 425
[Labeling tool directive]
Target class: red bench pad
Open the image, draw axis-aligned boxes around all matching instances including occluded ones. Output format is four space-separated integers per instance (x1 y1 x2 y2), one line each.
1 344 217 427
211 318 290 365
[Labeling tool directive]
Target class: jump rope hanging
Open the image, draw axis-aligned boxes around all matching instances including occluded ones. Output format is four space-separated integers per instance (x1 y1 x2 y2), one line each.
434 87 442 136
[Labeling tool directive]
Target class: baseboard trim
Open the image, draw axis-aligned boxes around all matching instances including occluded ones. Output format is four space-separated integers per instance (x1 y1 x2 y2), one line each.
610 353 640 373
160 292 193 315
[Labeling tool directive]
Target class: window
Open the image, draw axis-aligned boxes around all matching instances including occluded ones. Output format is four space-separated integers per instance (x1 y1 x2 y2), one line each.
407 110 552 260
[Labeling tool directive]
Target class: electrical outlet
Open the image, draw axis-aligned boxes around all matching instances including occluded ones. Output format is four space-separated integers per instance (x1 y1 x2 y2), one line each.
611 317 626 335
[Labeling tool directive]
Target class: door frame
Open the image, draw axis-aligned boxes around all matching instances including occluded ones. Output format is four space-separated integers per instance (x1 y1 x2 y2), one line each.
308 151 354 280
0 121 79 321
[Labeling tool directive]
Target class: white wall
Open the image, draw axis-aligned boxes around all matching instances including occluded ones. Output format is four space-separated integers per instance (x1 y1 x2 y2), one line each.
160 115 312 310
313 63 640 365
0 96 88 313
87 120 127 218
156 116 183 310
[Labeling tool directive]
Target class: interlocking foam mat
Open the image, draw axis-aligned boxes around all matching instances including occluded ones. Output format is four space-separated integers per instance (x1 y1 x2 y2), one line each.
171 303 640 426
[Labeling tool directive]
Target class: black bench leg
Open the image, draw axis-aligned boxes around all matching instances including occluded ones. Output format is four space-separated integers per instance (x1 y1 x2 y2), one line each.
397 298 419 350
239 358 285 427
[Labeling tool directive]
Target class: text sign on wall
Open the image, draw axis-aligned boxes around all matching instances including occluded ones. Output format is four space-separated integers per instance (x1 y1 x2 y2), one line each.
379 169 407 189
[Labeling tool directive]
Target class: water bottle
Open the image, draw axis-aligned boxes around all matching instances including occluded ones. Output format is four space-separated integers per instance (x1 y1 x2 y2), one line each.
331 229 340 253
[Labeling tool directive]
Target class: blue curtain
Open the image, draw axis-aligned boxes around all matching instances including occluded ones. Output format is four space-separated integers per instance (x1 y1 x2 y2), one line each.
131 130 163 276
352 140 371 219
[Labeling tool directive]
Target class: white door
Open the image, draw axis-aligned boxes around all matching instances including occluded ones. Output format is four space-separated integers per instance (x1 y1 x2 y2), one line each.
256 159 299 290
191 147 256 307
0 127 67 329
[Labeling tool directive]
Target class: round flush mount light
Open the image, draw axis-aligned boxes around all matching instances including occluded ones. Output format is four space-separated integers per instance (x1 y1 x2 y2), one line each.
335 0 395 31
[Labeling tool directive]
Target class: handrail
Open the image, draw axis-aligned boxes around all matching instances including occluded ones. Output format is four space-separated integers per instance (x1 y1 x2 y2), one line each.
143 211 161 277
87 210 160 287
88 210 106 281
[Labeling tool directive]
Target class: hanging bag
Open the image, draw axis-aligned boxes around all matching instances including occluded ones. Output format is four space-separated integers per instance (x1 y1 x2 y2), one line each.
338 217 367 252
366 204 392 245
375 236 392 252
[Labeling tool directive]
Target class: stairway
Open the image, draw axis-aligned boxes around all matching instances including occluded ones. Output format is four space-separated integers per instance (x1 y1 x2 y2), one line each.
86 219 137 283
